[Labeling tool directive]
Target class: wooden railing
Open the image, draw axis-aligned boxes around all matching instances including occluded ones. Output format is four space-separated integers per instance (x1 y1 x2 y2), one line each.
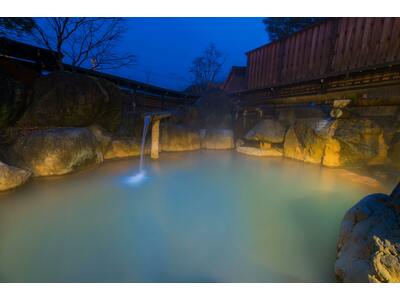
247 18 400 90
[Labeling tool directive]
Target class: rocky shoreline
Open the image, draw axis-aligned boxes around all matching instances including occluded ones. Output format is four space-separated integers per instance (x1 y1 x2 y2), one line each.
1 70 400 282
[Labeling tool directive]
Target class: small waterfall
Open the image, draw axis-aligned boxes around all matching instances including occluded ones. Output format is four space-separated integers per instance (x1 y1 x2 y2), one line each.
126 114 151 185
139 115 151 172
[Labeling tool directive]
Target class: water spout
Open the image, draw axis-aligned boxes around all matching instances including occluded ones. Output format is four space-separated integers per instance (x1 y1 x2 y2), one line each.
126 114 151 186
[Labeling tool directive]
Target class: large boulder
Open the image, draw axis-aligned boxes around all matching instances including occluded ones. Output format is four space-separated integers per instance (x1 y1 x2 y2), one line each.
18 72 123 132
160 124 200 152
0 161 31 192
0 74 28 130
322 119 387 167
201 129 234 150
245 119 287 144
13 127 103 176
335 184 400 282
283 118 388 168
283 119 331 164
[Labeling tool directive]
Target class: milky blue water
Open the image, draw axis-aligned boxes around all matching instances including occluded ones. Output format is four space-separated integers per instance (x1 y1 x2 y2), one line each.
0 151 387 282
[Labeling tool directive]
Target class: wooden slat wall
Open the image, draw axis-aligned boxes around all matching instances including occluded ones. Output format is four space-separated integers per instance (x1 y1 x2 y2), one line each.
247 17 400 90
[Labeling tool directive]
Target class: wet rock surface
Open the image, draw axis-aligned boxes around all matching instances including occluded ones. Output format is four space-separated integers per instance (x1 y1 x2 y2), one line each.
335 183 400 282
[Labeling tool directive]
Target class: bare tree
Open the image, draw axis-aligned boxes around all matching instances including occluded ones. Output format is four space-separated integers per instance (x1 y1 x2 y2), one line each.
188 43 225 95
30 17 135 70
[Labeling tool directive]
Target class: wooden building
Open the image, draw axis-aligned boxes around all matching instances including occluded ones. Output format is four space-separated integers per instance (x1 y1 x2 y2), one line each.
225 18 400 112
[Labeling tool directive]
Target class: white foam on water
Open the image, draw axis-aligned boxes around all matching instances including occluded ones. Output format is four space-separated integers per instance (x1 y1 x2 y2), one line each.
125 171 148 186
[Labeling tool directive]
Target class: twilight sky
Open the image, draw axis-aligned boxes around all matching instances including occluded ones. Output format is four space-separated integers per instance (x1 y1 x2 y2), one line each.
114 18 268 91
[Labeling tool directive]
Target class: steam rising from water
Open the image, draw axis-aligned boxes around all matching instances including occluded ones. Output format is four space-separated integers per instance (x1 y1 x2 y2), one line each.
0 151 389 282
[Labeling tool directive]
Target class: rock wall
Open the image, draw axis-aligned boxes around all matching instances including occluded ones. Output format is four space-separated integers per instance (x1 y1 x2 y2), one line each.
240 115 400 171
201 129 234 150
18 71 124 132
0 73 29 131
0 70 129 191
160 123 201 152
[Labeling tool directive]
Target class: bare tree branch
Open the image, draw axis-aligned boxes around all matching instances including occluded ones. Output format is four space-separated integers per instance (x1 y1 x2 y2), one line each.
29 17 136 70
188 43 225 95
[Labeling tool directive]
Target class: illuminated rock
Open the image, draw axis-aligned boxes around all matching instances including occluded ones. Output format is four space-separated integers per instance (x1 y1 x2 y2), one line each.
160 124 200 152
335 183 400 282
201 129 234 150
13 127 103 176
283 126 304 161
104 138 142 159
0 161 31 192
260 142 272 149
282 118 388 168
322 119 386 167
283 119 330 164
236 146 283 157
245 119 287 144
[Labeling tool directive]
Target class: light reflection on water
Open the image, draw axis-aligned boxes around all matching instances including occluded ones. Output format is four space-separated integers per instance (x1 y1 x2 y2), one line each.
0 151 389 282
125 171 148 186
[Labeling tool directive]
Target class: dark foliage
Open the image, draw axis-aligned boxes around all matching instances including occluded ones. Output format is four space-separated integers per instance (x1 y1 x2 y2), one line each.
262 17 326 41
0 17 36 36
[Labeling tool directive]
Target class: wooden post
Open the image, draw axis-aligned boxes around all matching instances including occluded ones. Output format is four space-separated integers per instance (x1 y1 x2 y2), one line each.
151 119 160 159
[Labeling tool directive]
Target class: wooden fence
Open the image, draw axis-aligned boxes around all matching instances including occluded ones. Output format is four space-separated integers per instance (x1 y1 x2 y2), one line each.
247 17 400 90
